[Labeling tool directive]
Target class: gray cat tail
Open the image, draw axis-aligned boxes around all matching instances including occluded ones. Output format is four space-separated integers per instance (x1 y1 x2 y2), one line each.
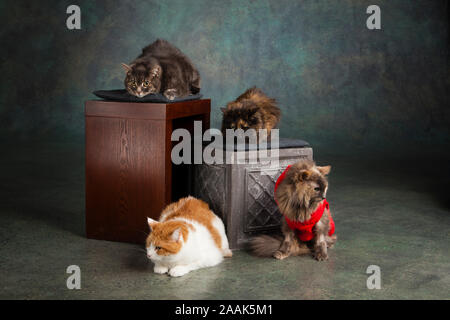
249 234 283 257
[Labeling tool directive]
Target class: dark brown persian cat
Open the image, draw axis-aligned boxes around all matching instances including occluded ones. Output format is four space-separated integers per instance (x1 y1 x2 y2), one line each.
250 160 337 261
122 39 200 100
221 87 281 139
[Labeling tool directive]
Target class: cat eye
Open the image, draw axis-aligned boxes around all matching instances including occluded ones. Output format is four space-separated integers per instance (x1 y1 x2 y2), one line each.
143 80 150 87
314 187 321 191
155 246 162 250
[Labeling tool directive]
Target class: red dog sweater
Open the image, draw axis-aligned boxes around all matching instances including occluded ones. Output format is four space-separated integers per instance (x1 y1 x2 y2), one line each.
274 165 335 242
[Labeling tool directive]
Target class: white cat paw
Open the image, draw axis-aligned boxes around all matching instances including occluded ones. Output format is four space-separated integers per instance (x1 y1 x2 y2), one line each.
169 266 190 277
164 89 177 100
154 265 168 274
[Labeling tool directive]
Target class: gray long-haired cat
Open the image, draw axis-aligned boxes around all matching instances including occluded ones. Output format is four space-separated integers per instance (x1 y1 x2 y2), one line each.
121 39 201 100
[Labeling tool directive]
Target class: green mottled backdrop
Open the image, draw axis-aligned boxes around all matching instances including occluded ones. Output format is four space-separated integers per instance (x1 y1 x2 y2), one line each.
0 0 448 151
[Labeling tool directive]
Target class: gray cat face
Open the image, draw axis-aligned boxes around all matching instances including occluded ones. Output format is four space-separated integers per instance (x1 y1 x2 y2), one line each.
122 63 161 97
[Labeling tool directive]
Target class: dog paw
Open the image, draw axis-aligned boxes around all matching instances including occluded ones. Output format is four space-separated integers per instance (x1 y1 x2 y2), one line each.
154 265 168 274
273 251 288 260
326 235 337 248
164 89 178 100
169 266 190 277
314 252 328 261
314 249 328 261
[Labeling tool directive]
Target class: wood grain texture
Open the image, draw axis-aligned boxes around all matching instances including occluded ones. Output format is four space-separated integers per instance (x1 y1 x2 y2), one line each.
85 99 211 120
85 100 210 244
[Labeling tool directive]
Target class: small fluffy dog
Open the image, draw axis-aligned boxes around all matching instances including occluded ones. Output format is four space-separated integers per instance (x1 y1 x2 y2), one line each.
251 160 337 261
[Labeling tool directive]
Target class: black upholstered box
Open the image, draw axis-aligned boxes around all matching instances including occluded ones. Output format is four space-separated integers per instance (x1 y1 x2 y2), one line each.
192 138 313 249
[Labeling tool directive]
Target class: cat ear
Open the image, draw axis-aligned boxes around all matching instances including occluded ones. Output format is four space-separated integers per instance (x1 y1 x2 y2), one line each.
147 217 157 231
150 65 162 78
121 63 132 72
220 107 227 113
317 165 331 176
171 228 183 242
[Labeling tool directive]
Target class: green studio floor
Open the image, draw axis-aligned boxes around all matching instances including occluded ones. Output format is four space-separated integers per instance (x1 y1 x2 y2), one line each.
0 142 449 300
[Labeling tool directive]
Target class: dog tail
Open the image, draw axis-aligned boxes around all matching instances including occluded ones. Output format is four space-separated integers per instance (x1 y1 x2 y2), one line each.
249 234 283 257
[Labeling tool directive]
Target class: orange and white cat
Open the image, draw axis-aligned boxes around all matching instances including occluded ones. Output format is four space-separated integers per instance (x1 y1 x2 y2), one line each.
146 196 232 277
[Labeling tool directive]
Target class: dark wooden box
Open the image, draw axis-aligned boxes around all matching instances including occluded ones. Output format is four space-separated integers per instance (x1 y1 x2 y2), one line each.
85 99 210 244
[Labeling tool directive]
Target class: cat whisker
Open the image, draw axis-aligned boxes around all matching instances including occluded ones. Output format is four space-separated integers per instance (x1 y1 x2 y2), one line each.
129 247 148 254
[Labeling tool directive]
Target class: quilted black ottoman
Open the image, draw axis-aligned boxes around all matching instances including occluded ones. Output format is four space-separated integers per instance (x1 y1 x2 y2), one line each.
192 138 313 249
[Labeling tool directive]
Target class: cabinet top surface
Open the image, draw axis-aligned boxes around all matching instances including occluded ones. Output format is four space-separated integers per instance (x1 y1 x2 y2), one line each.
85 99 211 120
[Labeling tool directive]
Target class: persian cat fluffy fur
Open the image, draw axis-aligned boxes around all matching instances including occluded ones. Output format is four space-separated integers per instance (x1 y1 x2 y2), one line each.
221 87 281 139
250 160 337 261
122 39 200 100
146 196 232 277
